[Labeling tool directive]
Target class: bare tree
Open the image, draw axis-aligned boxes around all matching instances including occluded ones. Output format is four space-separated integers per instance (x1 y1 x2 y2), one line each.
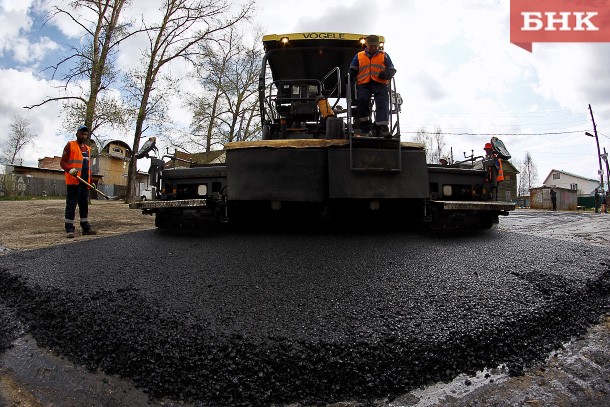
517 158 526 196
1 116 37 165
431 126 447 164
24 0 139 139
213 27 262 144
413 127 432 162
125 0 253 202
518 151 538 195
413 126 447 163
182 26 262 153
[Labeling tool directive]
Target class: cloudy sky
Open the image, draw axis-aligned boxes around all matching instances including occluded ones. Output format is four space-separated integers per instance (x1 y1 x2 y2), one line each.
1 0 610 186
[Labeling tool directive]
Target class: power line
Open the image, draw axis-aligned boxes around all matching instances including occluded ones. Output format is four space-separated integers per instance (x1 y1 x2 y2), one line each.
402 130 589 136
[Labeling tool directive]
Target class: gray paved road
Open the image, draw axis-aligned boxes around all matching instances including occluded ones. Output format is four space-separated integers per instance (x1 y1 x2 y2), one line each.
1 224 609 405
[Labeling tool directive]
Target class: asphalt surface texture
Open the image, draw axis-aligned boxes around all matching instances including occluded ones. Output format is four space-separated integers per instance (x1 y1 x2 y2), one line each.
1 213 610 406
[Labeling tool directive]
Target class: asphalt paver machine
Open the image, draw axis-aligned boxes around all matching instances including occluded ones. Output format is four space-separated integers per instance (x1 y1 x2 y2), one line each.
131 32 515 230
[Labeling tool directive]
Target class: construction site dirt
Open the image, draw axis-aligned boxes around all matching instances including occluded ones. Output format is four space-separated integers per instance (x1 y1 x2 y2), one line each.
0 200 610 406
0 199 156 253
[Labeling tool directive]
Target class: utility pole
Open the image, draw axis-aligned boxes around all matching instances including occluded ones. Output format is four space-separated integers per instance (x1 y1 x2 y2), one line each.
587 104 604 192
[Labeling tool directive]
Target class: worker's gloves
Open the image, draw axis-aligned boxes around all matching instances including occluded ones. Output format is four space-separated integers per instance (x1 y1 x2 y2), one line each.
69 168 78 176
379 68 396 80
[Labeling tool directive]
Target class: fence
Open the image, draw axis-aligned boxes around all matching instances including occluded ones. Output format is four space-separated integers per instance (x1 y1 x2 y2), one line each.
0 174 135 199
530 186 577 210
0 174 67 197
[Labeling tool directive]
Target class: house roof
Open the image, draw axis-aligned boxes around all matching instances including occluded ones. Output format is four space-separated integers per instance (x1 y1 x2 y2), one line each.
7 164 148 181
169 150 226 167
7 164 102 179
501 160 519 174
471 159 519 173
101 140 132 155
544 169 599 183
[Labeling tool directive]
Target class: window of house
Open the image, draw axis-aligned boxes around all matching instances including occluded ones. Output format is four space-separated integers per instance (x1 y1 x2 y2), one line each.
570 183 577 190
553 173 560 180
112 147 123 154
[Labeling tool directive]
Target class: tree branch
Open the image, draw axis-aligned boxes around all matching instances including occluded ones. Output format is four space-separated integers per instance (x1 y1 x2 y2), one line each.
24 96 87 109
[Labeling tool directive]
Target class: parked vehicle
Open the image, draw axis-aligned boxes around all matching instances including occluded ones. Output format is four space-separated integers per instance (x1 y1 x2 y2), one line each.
140 187 153 201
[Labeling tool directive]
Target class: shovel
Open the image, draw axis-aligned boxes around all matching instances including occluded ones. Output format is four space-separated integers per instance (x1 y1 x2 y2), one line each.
73 174 118 200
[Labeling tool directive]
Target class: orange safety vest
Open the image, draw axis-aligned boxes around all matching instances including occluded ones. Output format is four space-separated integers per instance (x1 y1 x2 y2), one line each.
64 141 91 185
356 51 389 85
496 158 504 182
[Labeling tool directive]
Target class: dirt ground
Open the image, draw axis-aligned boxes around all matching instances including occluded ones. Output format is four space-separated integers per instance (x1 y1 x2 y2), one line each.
0 199 155 254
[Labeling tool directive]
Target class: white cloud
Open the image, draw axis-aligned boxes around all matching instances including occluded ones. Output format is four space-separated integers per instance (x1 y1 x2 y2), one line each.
0 0 62 66
42 0 88 39
12 36 59 63
0 0 33 13
0 69 67 166
531 43 610 113
0 1 33 55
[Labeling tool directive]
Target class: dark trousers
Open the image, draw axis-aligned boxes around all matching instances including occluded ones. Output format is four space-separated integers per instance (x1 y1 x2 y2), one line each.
65 184 91 232
355 81 390 130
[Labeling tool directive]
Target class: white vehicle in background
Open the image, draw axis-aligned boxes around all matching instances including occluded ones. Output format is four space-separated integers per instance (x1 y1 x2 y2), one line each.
140 187 153 201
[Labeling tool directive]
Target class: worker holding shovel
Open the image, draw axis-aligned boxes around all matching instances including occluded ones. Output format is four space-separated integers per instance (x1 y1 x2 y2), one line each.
60 125 98 238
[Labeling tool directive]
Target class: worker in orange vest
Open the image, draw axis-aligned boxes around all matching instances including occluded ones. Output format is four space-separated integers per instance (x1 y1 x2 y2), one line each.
349 34 397 138
60 125 97 238
484 141 504 199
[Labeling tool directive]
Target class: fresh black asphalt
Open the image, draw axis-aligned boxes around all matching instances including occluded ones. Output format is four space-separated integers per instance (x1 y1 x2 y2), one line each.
1 228 609 405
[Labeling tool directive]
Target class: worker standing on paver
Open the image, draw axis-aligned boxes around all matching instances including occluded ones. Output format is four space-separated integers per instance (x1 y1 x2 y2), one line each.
349 34 397 138
484 142 504 200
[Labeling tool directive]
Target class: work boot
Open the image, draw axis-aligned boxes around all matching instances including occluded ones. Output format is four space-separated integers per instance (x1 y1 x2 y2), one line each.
66 231 75 239
360 125 372 137
353 127 372 138
357 120 372 135
378 125 392 138
83 228 98 236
